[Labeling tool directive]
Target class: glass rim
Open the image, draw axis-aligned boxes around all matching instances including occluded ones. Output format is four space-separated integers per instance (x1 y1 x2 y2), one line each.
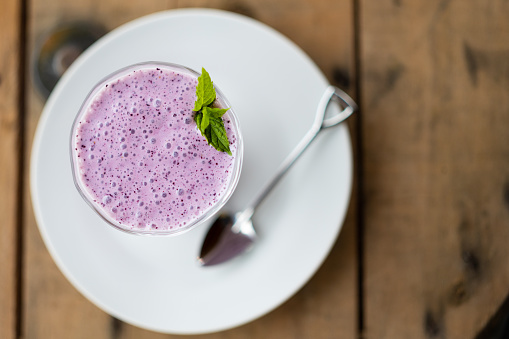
70 61 243 236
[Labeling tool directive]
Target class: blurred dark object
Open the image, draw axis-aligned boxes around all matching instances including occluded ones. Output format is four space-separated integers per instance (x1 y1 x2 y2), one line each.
476 292 509 339
33 22 106 99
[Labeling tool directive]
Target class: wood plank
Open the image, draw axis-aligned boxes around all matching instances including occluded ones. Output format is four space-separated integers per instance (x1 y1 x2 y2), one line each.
0 0 22 338
361 0 509 338
23 1 176 338
24 0 358 338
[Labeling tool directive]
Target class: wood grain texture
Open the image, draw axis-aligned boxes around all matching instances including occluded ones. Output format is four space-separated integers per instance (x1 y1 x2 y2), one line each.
0 0 22 338
361 0 509 338
23 1 176 338
23 0 358 338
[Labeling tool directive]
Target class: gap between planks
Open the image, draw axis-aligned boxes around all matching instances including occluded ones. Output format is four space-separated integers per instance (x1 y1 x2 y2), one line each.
15 0 28 337
353 0 365 337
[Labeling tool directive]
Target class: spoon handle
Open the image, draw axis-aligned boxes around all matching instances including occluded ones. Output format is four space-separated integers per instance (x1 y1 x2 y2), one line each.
239 86 357 222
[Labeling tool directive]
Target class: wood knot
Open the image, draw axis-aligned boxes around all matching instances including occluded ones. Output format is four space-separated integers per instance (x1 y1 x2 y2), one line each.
331 67 351 89
226 2 257 19
462 250 480 277
424 310 443 338
448 279 468 306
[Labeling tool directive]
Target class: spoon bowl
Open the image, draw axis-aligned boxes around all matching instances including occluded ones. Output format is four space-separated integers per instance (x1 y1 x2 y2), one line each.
198 86 357 266
199 213 256 266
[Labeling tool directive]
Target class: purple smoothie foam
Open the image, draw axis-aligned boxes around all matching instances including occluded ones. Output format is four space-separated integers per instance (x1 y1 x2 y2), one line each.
71 64 240 234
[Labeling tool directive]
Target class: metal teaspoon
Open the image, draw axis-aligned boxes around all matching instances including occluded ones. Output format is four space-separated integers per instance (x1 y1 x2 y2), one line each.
198 86 357 266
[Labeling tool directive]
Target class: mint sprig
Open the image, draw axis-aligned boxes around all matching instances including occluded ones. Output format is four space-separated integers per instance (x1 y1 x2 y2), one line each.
193 68 232 156
193 69 215 111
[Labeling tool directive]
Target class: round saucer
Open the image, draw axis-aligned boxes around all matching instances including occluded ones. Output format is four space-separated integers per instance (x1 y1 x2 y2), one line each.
31 8 353 334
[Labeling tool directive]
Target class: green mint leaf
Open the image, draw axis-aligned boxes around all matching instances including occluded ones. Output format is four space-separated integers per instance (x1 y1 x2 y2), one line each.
193 68 216 111
194 111 209 140
194 111 207 137
204 125 212 145
192 68 232 156
201 108 210 131
203 106 229 118
194 111 202 127
193 89 203 112
201 69 216 107
209 117 232 155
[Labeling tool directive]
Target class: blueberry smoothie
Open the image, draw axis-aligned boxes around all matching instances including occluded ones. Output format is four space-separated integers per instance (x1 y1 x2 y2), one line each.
71 63 242 235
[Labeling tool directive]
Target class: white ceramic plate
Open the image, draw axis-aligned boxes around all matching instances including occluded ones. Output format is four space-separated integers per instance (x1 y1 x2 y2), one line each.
31 9 353 334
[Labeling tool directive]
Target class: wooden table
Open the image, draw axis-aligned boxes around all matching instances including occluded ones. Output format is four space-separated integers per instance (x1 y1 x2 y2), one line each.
2 0 509 338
